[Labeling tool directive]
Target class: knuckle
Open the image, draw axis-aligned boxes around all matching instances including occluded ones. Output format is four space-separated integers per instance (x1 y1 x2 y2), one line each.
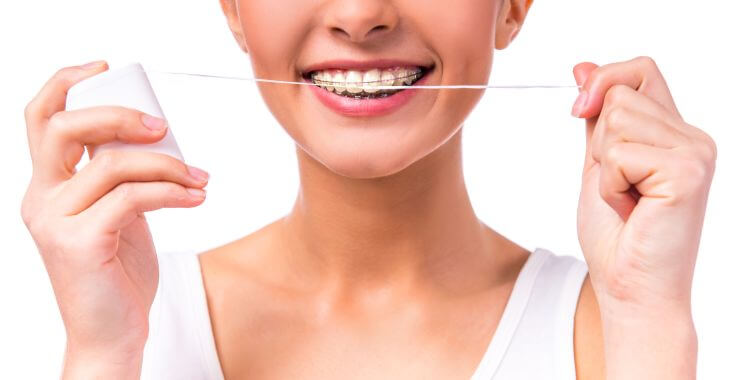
20 199 35 228
24 101 38 122
673 157 711 198
115 182 136 201
707 136 718 161
604 85 630 105
168 156 190 177
696 131 718 162
685 158 712 182
604 107 627 132
109 106 132 127
634 55 659 70
46 111 71 135
150 153 188 181
164 183 186 202
20 189 46 233
53 66 77 82
696 141 717 167
604 143 623 164
93 149 121 173
683 152 708 173
25 211 54 247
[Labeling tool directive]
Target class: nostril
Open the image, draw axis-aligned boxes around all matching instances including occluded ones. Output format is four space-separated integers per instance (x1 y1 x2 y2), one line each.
330 24 391 42
366 24 389 37
332 27 349 38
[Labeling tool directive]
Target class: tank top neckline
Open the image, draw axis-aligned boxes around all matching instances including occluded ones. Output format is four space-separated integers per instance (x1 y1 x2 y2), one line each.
184 248 551 380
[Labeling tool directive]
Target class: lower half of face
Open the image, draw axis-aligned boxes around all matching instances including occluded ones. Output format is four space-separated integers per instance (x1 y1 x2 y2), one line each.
239 0 501 179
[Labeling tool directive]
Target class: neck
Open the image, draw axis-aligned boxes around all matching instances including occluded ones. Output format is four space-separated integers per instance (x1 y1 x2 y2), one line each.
280 128 506 295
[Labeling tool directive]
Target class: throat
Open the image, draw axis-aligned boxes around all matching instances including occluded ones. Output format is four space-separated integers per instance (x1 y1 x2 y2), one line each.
275 133 494 294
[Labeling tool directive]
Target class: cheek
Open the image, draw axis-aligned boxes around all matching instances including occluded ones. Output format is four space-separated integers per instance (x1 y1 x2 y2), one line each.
238 1 311 78
423 0 498 81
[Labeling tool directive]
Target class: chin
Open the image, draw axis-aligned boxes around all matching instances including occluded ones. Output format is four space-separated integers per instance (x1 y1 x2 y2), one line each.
305 137 428 180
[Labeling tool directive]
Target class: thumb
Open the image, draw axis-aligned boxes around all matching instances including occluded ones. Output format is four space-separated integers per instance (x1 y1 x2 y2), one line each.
572 62 600 173
573 62 598 87
571 62 599 118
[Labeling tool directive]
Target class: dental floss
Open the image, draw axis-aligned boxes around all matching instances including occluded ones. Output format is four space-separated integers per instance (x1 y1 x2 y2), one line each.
145 70 581 90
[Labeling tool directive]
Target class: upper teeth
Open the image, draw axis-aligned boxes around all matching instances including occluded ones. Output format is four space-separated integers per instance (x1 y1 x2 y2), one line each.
311 67 422 95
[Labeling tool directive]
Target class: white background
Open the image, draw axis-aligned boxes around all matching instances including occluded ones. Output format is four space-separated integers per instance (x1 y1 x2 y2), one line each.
1 0 728 377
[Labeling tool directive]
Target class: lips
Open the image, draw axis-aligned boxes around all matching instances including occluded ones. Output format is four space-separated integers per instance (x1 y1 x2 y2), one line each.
301 59 434 74
301 59 435 117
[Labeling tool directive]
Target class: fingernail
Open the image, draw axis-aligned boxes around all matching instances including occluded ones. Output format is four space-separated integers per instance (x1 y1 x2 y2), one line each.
187 166 209 182
186 188 206 199
141 114 167 130
80 60 106 70
571 90 589 117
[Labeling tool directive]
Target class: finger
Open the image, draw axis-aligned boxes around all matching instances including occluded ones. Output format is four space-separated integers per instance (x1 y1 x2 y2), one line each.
572 56 679 120
36 106 168 183
573 62 599 89
80 181 206 233
573 62 601 170
593 107 689 164
590 86 691 165
598 142 673 221
53 150 208 216
24 61 109 160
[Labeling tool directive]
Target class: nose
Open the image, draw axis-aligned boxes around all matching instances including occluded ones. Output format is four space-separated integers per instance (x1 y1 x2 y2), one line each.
324 0 399 43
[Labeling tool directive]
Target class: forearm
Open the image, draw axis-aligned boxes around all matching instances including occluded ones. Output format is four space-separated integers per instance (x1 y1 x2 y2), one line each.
599 301 697 379
62 344 143 380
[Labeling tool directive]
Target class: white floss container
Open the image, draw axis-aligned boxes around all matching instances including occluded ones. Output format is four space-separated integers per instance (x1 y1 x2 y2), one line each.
66 62 184 162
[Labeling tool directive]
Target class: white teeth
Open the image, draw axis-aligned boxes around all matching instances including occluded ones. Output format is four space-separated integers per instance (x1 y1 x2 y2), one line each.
392 68 408 86
332 71 346 94
345 70 363 94
322 71 334 91
310 66 424 96
379 71 395 86
362 69 380 93
403 69 417 85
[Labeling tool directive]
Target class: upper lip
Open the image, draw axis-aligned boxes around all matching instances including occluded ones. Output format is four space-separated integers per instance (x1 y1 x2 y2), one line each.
300 59 435 76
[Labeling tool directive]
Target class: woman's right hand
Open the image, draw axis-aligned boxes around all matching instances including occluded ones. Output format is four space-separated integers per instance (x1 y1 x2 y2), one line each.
20 61 209 378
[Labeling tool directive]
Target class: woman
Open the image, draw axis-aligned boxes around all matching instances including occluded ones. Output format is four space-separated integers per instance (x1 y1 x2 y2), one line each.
20 0 716 378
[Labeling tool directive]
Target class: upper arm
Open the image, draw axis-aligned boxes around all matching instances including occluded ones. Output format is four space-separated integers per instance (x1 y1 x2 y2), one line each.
574 274 606 380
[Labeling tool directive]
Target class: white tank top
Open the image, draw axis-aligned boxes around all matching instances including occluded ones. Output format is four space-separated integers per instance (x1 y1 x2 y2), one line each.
140 248 587 379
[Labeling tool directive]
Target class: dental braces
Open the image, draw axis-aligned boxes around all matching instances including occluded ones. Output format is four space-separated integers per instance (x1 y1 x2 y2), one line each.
311 72 421 85
146 70 582 90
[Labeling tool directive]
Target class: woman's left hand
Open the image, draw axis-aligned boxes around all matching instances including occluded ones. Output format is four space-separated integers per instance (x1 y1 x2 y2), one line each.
571 56 716 378
572 56 716 310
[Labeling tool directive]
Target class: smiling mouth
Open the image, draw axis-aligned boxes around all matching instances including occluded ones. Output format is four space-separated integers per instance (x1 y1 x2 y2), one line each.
303 66 433 99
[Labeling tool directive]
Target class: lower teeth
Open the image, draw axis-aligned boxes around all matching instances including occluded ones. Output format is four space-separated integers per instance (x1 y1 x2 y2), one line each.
340 91 400 99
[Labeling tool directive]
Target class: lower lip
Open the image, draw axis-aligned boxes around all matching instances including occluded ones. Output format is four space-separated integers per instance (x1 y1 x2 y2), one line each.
307 71 431 117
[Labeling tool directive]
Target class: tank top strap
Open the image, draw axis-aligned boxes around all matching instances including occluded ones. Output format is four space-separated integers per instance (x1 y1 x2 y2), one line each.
471 248 588 380
141 251 225 380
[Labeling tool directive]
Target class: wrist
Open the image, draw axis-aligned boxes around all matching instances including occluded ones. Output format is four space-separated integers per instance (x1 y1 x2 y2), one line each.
62 343 144 380
596 299 697 380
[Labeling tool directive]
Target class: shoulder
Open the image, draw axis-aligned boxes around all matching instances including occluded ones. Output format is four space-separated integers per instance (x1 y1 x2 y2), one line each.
574 274 607 380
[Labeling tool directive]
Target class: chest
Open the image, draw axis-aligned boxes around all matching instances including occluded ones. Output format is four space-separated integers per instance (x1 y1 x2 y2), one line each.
205 284 513 379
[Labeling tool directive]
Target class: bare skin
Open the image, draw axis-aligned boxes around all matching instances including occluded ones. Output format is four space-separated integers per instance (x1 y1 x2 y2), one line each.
200 131 544 379
198 126 607 379
21 0 712 378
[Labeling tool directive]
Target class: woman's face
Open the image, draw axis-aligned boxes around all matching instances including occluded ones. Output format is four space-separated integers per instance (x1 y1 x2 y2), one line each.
222 0 528 178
